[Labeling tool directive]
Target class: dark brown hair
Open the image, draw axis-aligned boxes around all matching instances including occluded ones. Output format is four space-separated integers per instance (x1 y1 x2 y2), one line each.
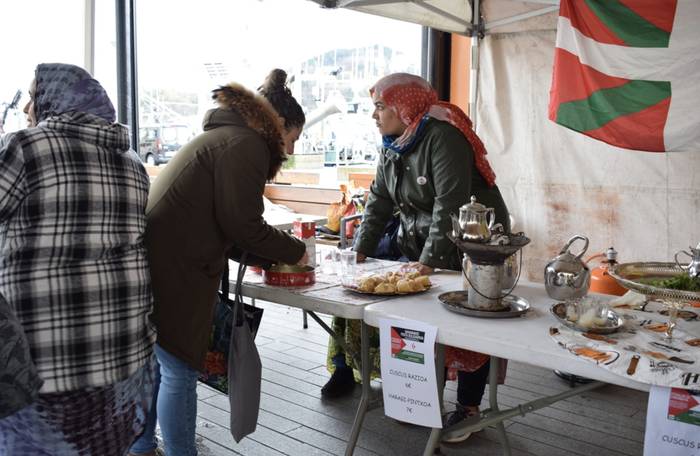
258 69 305 130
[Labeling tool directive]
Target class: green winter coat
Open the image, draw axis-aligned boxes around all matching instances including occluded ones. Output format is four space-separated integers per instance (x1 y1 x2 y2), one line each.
355 118 510 270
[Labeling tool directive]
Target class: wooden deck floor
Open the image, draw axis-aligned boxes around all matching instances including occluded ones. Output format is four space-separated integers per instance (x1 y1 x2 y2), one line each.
191 301 648 456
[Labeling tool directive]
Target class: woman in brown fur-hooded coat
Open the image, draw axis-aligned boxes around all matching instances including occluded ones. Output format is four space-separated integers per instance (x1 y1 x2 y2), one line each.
130 72 306 456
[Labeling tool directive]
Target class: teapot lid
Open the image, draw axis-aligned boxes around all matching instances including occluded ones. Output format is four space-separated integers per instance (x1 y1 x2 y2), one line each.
461 195 489 213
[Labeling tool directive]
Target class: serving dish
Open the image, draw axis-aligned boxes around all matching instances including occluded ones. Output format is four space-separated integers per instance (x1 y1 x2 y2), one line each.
439 291 530 318
342 284 432 296
263 264 315 287
609 262 700 302
550 302 624 335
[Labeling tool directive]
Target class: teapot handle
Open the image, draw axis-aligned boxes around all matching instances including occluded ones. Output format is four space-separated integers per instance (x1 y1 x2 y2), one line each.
674 250 692 270
486 208 496 229
560 235 589 260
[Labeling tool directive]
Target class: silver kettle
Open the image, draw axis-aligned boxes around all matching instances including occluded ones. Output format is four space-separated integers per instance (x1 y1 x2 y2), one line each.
675 242 700 278
458 195 495 243
544 235 591 300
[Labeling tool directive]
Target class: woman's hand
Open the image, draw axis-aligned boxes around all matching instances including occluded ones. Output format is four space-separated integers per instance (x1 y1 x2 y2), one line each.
401 262 434 275
356 252 367 263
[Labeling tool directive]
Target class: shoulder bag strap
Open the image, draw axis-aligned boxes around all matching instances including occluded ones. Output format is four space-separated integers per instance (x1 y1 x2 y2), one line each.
233 253 248 327
220 261 230 298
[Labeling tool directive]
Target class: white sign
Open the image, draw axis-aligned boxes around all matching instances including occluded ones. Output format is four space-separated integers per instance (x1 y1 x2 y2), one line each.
379 317 441 428
644 386 700 456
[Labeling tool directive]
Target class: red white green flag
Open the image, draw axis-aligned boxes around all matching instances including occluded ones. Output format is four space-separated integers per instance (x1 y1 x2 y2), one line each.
548 0 700 152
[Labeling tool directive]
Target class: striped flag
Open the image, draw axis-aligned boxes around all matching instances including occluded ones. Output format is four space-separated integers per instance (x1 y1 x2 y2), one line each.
548 0 700 152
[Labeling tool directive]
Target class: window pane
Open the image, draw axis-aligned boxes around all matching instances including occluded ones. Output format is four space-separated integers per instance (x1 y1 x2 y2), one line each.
94 0 118 110
0 0 84 134
136 0 422 186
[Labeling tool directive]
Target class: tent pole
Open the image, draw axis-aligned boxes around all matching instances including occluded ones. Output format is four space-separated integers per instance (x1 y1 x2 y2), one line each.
469 0 481 129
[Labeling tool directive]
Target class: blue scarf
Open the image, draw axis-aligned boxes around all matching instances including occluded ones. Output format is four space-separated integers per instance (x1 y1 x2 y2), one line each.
382 115 429 155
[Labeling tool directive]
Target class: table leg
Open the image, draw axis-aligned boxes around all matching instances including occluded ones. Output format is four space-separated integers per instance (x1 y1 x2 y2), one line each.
422 344 446 456
306 311 363 370
489 356 512 456
344 321 371 456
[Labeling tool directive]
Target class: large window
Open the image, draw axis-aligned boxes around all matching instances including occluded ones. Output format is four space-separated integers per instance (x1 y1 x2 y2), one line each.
0 1 85 134
94 0 118 108
136 0 423 186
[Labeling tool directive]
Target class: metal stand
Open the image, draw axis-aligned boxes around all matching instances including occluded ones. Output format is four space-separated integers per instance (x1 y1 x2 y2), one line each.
434 356 605 456
489 357 511 455
302 310 308 329
553 370 594 387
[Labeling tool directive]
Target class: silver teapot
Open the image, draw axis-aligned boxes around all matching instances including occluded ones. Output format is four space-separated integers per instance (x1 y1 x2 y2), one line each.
544 235 591 300
675 243 700 278
458 195 495 243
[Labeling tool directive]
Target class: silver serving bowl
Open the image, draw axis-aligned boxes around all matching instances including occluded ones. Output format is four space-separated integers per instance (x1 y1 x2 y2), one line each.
609 262 700 302
549 302 623 335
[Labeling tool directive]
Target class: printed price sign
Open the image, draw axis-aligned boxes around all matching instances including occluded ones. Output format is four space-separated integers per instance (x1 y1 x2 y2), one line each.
644 386 700 456
379 318 441 428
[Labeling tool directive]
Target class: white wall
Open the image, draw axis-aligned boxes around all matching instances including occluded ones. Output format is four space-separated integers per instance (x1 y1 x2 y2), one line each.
476 31 700 282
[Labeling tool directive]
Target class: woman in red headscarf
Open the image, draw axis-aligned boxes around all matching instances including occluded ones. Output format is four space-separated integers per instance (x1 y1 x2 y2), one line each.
323 73 510 442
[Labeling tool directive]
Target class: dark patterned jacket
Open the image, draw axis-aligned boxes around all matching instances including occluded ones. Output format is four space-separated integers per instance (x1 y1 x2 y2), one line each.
0 112 155 393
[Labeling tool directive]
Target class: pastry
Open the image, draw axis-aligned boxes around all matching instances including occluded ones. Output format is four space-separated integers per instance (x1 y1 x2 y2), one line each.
374 282 396 294
396 279 412 293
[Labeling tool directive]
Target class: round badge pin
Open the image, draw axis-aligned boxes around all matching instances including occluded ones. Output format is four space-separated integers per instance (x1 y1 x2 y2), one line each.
416 176 427 185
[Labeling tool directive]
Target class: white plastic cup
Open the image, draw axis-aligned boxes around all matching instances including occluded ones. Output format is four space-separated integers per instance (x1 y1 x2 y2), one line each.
340 250 357 286
321 248 341 275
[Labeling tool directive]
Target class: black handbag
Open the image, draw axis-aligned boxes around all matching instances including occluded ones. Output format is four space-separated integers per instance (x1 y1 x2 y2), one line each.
199 257 264 394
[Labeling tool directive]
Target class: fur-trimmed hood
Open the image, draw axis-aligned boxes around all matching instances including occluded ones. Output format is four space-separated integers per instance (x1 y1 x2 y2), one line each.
206 82 286 179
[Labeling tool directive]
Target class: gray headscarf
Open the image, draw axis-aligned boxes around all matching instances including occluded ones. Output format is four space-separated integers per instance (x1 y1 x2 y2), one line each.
34 63 116 123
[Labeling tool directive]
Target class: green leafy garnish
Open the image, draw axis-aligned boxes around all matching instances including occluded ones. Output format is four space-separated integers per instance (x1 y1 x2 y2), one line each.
640 274 700 292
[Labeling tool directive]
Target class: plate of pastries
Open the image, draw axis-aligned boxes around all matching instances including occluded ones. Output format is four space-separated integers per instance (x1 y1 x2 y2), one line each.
344 270 432 295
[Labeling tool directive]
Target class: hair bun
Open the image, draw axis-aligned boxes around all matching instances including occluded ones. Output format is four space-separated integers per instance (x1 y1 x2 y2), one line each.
261 69 288 94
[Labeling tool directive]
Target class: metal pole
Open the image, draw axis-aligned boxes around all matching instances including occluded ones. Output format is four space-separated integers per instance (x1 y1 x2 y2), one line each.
421 26 431 81
489 357 512 456
83 0 95 75
422 344 445 456
345 321 371 455
469 0 480 128
115 0 139 152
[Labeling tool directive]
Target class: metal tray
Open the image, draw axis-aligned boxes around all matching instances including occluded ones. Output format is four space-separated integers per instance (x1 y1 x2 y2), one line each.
549 302 624 334
448 231 531 264
438 291 530 318
609 262 700 302
343 284 432 296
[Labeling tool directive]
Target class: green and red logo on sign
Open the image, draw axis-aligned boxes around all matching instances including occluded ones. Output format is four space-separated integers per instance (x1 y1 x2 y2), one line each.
391 326 425 364
667 388 700 426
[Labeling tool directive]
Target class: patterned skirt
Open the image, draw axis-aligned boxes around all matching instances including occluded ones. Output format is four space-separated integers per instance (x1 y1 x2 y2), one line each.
327 317 491 381
0 356 156 456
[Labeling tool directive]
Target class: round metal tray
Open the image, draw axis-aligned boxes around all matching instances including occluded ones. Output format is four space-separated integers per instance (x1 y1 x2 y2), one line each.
549 302 624 334
438 291 530 318
447 232 531 265
609 262 700 302
343 284 432 296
